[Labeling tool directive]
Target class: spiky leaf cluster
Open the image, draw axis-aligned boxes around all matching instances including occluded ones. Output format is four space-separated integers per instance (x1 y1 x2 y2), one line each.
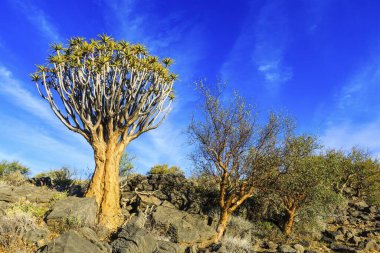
32 35 177 144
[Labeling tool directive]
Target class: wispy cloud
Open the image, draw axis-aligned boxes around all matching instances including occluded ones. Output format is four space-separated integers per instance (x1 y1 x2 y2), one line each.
320 57 380 158
0 65 92 173
220 0 292 93
253 1 292 88
11 0 61 42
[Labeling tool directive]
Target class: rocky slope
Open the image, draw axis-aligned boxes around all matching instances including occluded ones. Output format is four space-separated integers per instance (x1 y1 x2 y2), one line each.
0 175 379 253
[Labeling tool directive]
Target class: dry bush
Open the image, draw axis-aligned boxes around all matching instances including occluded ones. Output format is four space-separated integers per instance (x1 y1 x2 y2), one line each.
222 235 251 252
0 171 29 186
0 212 39 253
6 201 49 220
226 216 253 239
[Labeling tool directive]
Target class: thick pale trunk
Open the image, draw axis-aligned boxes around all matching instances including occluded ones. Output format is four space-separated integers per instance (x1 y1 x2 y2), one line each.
215 208 231 242
86 141 124 230
283 206 296 235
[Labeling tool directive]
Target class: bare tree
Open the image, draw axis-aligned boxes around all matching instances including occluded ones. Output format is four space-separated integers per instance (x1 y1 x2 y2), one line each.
31 35 177 229
188 83 288 242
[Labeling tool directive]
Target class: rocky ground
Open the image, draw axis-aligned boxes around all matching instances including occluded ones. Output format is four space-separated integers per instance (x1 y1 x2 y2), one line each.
0 174 379 252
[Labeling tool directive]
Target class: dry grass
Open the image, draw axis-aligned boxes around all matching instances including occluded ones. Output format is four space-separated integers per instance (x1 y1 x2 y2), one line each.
222 235 251 252
0 212 39 253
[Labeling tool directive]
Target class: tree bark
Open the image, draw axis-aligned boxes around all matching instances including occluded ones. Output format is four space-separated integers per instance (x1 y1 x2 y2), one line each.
283 206 296 235
215 208 231 242
85 139 124 230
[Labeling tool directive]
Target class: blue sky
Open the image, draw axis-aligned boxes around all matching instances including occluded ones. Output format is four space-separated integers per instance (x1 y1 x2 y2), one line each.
0 0 379 176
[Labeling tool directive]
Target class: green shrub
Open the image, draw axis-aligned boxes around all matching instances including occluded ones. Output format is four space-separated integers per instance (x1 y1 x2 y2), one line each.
34 167 74 190
6 201 49 219
0 160 29 177
148 164 184 175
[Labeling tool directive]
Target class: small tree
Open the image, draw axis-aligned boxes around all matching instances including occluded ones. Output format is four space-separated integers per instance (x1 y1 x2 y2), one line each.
325 148 380 205
0 160 30 176
188 83 288 242
119 152 135 177
32 35 177 229
148 164 184 175
275 135 341 235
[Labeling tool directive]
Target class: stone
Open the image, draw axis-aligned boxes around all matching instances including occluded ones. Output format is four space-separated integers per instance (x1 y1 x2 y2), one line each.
156 240 181 253
348 236 361 245
330 243 356 253
45 197 97 229
0 184 55 204
24 228 49 244
152 205 215 245
293 244 304 253
364 240 380 252
36 230 109 253
111 224 157 253
278 245 296 253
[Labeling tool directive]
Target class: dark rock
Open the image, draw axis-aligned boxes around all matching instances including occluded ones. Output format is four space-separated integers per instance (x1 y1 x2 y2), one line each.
30 177 52 188
329 243 356 253
24 228 48 244
36 230 110 253
347 235 361 245
111 224 157 253
0 184 55 204
45 197 97 229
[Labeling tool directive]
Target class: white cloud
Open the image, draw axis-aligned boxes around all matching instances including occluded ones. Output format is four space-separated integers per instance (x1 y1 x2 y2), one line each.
12 0 61 42
320 57 380 159
321 120 380 158
0 65 93 174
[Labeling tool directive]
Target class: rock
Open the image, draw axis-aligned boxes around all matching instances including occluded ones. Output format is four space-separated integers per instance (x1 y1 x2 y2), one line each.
278 244 296 253
36 230 110 253
363 239 380 252
293 244 304 253
24 227 49 244
348 235 361 245
30 177 52 187
0 184 55 204
329 243 356 253
351 201 369 211
152 205 215 245
111 224 157 253
77 227 112 252
156 240 181 253
45 197 97 229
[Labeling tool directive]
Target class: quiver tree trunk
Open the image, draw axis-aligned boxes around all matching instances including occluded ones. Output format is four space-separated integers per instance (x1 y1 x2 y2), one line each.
85 136 126 229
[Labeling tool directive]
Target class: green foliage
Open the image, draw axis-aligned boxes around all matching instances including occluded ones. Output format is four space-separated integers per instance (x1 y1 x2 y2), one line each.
148 164 184 175
119 152 135 177
325 148 380 206
0 160 30 177
32 34 177 88
34 167 74 190
274 135 343 234
6 201 49 219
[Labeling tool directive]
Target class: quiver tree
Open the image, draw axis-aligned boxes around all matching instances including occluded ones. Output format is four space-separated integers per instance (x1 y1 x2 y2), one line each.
188 83 288 242
31 35 177 229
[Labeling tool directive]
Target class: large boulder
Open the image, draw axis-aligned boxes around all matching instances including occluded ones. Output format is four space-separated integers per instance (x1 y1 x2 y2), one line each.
111 224 157 253
45 197 97 229
0 184 55 204
151 205 215 245
36 229 111 253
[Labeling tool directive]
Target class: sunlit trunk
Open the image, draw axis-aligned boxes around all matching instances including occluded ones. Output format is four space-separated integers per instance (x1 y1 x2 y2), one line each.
215 208 231 242
86 140 124 230
283 206 296 235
